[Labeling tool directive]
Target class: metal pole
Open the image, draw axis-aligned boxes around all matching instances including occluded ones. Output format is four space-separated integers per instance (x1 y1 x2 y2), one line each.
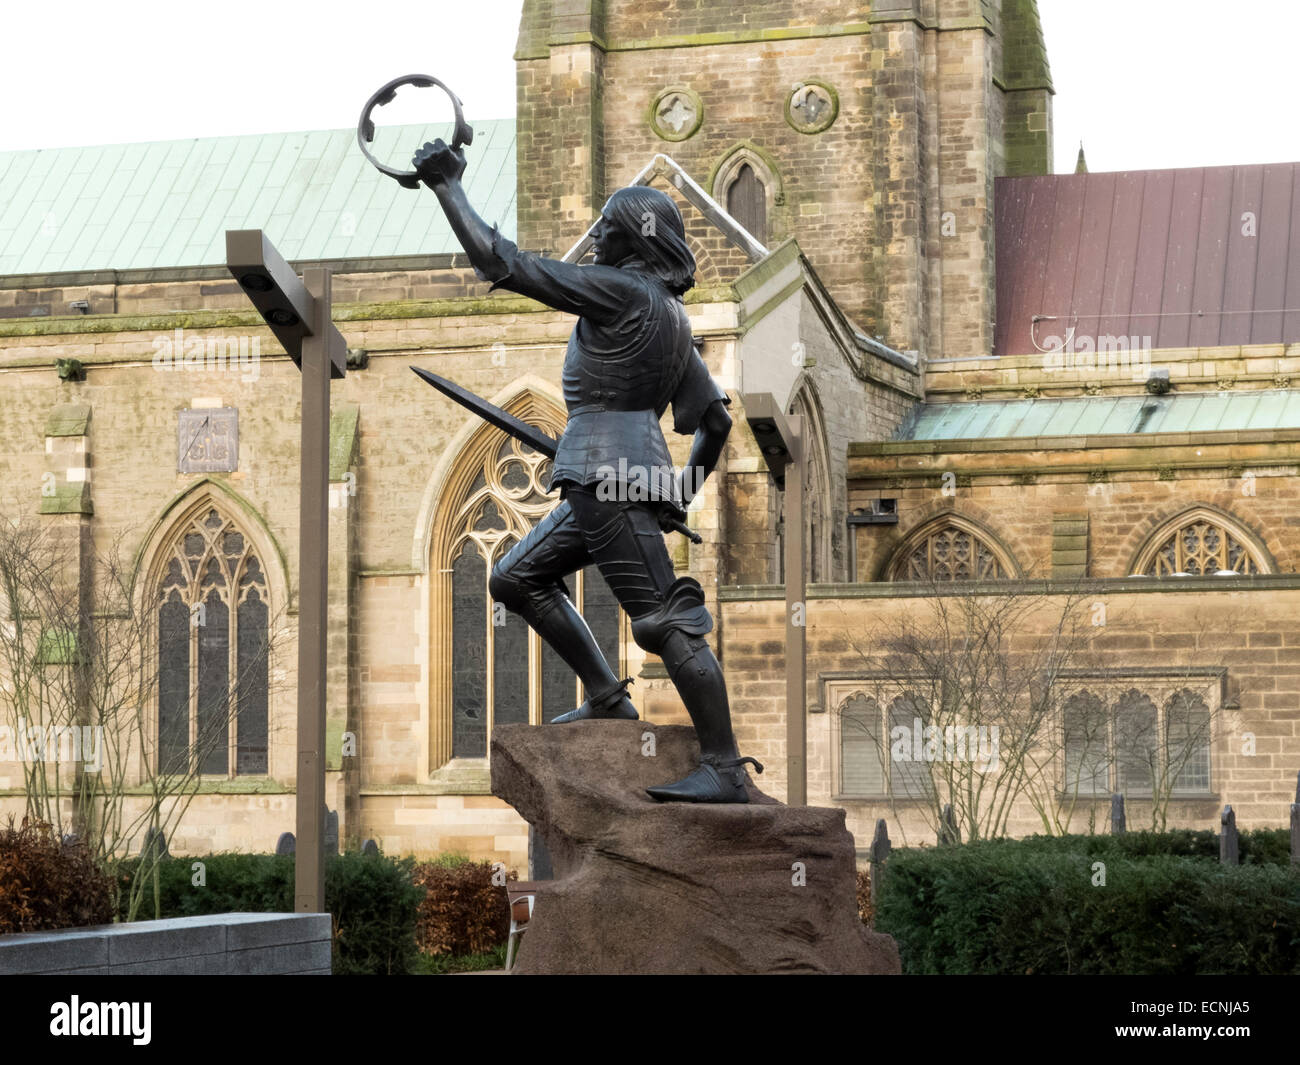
784 415 806 806
295 266 331 913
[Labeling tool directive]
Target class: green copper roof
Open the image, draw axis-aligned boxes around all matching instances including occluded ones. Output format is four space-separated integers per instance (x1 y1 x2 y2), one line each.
896 390 1300 441
0 121 515 275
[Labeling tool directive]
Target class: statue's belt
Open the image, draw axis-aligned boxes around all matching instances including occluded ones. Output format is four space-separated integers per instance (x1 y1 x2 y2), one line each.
565 404 656 417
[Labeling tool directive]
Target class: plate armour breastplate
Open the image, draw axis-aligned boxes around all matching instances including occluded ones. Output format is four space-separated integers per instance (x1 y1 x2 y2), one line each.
549 269 695 505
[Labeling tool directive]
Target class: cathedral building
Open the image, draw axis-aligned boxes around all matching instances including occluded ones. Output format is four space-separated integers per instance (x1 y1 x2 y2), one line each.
0 0 1295 866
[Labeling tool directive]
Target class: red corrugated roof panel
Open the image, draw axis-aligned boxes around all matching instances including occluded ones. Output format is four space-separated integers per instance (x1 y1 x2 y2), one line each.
994 163 1300 355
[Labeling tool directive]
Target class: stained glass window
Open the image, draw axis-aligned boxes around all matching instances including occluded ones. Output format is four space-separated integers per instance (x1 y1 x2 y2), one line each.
889 520 1012 582
1139 514 1265 576
155 505 269 776
451 542 487 758
438 418 622 762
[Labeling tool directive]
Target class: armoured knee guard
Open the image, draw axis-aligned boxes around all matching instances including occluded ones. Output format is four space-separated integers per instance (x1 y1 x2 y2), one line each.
489 562 570 621
630 577 713 654
487 563 524 613
631 578 765 803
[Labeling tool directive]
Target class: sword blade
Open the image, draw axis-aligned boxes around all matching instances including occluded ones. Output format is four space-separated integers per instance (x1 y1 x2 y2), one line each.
411 366 703 543
410 366 558 459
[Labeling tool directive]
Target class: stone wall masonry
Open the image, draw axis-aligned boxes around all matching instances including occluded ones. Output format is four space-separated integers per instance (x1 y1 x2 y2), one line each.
599 35 879 322
933 23 997 361
848 436 1300 582
924 345 1300 399
601 0 872 43
875 14 930 352
0 263 485 320
359 794 529 871
996 0 1054 177
355 574 426 788
0 304 592 582
514 38 607 257
720 585 1300 845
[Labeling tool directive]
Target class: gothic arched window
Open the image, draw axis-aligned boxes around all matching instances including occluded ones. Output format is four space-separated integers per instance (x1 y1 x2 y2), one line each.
835 690 933 799
887 692 933 799
887 518 1016 582
431 401 621 768
1165 689 1211 794
714 147 779 252
1062 691 1109 796
1060 684 1212 798
788 389 833 582
156 504 269 776
839 694 883 797
726 164 768 246
1113 689 1158 794
1133 508 1268 576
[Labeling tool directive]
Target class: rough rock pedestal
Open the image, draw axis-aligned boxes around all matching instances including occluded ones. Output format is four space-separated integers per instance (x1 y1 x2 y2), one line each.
491 721 901 975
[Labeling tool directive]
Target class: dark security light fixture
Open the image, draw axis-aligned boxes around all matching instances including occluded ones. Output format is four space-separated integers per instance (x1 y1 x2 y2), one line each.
238 273 274 293
743 394 793 487
1145 367 1171 395
226 230 345 378
68 299 90 314
848 499 899 526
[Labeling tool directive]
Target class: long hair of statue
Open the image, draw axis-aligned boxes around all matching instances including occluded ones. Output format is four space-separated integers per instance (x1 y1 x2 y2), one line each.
600 186 697 296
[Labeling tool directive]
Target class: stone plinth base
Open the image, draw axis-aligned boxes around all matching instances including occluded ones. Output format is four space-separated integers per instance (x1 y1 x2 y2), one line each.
491 721 901 975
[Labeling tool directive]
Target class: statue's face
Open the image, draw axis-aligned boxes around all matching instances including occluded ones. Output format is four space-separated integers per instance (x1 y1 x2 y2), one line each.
590 213 635 266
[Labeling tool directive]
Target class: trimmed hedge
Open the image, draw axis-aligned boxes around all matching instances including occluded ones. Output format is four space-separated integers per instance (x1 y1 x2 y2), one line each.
113 852 421 975
875 838 1300 975
960 828 1289 865
0 817 115 934
412 857 513 956
329 853 423 976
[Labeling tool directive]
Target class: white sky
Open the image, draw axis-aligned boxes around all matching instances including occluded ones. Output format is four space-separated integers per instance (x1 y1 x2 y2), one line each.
1041 0 1300 173
1 0 1296 174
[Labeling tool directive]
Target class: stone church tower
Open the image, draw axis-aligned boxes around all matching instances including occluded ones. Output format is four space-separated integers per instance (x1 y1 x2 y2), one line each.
513 0 1053 359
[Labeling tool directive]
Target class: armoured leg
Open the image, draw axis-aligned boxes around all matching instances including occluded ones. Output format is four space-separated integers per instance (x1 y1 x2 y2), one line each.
627 579 762 802
658 631 736 759
490 502 637 721
567 487 761 803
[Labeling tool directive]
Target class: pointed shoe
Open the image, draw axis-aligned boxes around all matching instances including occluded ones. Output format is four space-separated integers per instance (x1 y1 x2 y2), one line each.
645 755 764 804
550 695 639 723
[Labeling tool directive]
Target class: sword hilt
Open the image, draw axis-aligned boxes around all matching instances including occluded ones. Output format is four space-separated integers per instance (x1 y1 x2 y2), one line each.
666 519 703 545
